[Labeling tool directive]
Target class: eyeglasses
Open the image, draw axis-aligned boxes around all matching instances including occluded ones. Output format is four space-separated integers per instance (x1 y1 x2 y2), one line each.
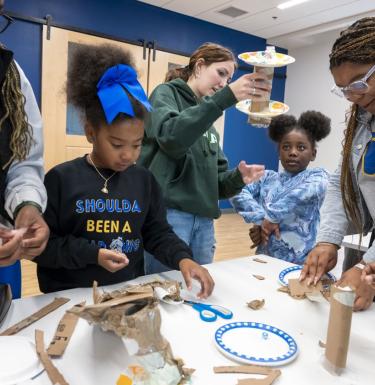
331 64 375 98
0 13 13 34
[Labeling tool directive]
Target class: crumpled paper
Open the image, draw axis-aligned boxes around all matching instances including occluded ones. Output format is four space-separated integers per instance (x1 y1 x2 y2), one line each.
68 280 192 385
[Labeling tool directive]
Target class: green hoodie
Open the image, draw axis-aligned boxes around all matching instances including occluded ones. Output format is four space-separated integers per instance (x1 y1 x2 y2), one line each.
138 78 245 219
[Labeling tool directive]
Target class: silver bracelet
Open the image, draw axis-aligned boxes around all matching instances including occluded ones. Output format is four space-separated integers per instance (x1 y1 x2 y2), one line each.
354 262 366 270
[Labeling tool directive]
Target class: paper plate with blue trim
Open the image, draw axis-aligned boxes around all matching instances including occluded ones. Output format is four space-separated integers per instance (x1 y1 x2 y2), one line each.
278 265 336 287
215 321 298 366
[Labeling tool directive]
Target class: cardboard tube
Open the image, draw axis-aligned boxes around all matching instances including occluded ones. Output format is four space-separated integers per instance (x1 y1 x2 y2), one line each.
324 285 355 375
248 66 274 127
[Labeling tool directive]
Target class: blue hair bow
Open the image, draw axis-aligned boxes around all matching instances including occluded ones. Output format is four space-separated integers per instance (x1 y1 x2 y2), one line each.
97 64 151 124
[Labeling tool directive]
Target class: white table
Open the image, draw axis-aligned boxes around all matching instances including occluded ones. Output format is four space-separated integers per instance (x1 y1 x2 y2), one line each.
1 255 374 385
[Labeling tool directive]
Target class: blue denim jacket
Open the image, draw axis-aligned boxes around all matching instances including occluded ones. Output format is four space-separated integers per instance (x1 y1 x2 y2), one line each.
316 109 375 263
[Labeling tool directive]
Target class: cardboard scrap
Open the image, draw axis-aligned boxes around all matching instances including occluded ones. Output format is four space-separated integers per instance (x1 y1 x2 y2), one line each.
324 285 355 374
253 274 265 281
237 370 281 385
247 299 265 310
68 281 191 385
0 297 70 336
214 365 273 375
288 279 326 301
214 365 281 385
252 258 267 264
47 301 85 357
277 286 289 294
35 329 69 385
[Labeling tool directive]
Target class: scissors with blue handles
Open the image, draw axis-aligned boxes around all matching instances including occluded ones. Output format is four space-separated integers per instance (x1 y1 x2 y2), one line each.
183 300 233 322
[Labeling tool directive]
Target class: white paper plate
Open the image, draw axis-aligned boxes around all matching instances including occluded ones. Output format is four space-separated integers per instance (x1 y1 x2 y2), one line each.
278 265 336 287
0 336 44 384
238 51 295 67
215 321 298 366
236 99 289 118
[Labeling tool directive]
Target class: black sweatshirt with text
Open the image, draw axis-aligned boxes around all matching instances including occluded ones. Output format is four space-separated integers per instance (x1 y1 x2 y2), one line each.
35 156 192 293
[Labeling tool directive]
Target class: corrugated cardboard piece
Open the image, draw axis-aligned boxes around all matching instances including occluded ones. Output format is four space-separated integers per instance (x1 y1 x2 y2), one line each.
324 285 355 375
0 297 70 336
214 365 281 385
47 301 85 357
35 329 69 385
288 279 326 301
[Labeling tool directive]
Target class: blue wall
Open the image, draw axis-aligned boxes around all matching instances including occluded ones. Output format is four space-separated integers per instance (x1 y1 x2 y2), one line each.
3 0 284 208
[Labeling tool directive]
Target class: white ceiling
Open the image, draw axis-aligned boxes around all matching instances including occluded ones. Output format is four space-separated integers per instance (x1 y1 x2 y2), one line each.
137 0 375 49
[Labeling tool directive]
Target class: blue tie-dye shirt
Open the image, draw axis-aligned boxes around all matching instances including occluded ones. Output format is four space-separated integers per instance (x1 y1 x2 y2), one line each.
230 168 329 264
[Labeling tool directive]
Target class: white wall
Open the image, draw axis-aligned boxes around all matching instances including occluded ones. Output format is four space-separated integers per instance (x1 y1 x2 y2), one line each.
284 30 351 173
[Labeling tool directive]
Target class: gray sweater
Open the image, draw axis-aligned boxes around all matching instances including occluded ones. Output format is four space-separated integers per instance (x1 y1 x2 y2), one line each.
316 109 375 263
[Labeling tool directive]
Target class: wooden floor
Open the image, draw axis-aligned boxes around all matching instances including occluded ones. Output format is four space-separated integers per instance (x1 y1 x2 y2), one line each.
20 213 254 297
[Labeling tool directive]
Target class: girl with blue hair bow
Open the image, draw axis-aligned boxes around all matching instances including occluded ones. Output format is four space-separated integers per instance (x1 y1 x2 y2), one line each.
34 43 214 298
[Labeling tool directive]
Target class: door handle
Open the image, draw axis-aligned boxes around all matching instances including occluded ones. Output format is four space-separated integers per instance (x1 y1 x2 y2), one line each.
150 40 156 62
139 39 147 60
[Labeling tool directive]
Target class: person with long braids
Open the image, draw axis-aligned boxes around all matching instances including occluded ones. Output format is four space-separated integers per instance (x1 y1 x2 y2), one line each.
300 17 375 311
139 42 268 274
34 43 214 297
0 0 49 298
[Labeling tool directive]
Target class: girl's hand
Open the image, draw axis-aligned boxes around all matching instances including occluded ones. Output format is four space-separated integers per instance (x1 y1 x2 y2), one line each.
229 72 271 102
98 249 129 272
261 219 280 245
179 258 215 299
238 161 265 184
249 225 261 248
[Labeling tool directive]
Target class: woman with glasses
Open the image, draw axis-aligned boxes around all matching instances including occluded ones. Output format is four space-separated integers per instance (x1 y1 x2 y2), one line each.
0 0 49 298
300 17 375 311
138 42 268 274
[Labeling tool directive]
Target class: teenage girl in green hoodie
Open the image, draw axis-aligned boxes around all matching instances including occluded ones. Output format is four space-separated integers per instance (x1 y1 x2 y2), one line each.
139 42 270 274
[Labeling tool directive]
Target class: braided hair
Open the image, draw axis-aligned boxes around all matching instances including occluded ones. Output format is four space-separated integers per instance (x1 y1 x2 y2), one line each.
329 17 375 232
0 56 33 169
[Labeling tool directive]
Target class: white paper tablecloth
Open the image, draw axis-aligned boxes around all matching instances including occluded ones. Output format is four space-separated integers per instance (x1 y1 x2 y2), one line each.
1 255 374 385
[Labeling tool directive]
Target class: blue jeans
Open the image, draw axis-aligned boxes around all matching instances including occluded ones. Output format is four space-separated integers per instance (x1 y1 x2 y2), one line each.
0 261 21 299
144 208 216 274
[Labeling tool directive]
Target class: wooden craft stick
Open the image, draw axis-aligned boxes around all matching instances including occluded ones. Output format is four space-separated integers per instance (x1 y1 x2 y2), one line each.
35 329 69 385
0 297 70 336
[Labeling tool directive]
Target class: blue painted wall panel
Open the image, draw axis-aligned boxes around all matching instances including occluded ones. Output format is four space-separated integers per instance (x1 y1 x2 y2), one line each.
3 0 285 209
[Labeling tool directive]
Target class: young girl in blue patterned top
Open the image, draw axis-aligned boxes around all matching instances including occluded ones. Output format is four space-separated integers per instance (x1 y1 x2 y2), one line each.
231 111 331 264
